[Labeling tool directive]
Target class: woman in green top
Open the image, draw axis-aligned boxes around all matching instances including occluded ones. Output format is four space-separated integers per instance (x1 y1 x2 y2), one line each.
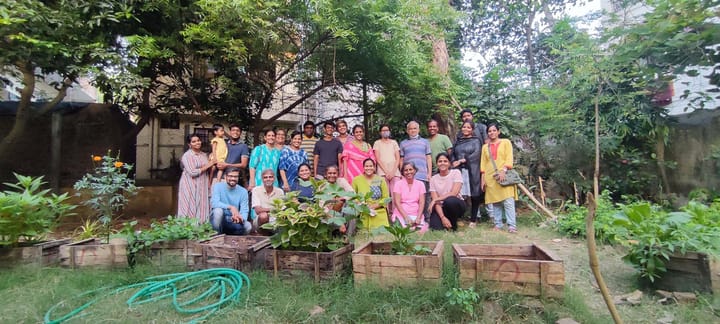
352 158 390 230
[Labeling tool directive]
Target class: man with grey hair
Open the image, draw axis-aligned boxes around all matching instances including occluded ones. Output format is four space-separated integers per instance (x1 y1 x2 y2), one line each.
399 121 432 220
252 169 285 232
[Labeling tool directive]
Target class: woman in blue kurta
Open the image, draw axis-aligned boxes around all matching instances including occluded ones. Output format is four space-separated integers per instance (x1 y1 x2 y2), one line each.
249 129 281 190
279 131 309 192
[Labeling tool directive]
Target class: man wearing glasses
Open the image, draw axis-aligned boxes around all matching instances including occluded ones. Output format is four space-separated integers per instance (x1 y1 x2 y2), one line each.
210 167 252 235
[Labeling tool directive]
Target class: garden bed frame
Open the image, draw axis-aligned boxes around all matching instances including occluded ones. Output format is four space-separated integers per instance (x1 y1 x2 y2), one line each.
197 235 270 271
0 239 71 266
352 241 444 286
59 238 128 268
652 252 719 294
266 243 354 282
453 243 565 298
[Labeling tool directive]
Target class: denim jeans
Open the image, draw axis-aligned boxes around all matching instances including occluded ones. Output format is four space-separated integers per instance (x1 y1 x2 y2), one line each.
491 197 516 229
210 208 252 235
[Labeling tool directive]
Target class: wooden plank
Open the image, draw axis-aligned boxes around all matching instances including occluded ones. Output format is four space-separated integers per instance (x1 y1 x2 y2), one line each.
456 244 534 258
480 271 540 284
452 243 467 258
710 257 719 294
480 259 541 274
533 243 562 262
352 242 373 254
665 256 704 274
485 281 541 296
362 266 442 278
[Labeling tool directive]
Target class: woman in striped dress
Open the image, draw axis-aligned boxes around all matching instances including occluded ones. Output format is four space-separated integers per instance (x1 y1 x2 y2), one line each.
177 134 215 223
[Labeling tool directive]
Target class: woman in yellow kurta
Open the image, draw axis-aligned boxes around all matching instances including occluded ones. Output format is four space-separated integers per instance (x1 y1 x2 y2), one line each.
352 158 390 230
480 124 519 233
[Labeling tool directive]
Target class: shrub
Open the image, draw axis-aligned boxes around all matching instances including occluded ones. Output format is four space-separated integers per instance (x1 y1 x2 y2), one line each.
613 200 720 282
0 174 76 246
122 216 215 267
73 152 139 242
555 190 621 244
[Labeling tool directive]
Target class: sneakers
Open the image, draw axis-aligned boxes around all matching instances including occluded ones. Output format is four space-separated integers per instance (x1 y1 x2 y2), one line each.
508 226 517 233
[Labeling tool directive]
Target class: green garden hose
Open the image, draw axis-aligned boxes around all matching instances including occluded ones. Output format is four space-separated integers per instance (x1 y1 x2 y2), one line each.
44 268 250 324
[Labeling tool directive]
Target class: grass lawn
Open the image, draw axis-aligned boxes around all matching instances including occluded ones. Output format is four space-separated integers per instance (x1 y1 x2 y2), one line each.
1 215 718 323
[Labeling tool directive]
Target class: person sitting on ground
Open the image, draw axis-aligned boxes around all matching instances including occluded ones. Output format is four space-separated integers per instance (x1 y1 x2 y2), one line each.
252 169 285 233
291 163 314 202
391 161 428 232
210 168 251 235
352 158 390 230
427 153 465 231
319 165 355 235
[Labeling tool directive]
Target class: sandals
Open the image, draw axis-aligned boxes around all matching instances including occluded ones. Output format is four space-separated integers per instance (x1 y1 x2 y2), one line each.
508 226 517 234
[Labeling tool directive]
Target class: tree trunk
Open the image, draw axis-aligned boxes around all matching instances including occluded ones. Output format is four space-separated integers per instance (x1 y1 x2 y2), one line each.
430 35 458 138
655 134 671 195
0 62 36 160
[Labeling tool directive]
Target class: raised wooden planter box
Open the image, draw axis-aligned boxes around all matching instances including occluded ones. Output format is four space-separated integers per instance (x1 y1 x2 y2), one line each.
197 235 270 271
145 239 202 267
352 241 444 286
453 243 565 298
0 239 72 266
266 243 354 282
651 252 719 294
59 238 128 268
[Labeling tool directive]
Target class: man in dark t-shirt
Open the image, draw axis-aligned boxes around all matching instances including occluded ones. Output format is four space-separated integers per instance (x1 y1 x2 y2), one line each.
313 121 343 179
218 124 250 185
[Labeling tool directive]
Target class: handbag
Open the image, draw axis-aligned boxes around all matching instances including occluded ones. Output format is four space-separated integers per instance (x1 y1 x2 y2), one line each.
488 144 523 186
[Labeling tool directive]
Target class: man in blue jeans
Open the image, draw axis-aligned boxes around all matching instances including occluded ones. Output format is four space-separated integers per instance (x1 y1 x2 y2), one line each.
210 167 252 235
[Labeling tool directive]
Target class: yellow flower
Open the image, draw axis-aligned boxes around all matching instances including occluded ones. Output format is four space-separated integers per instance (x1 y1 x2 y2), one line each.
92 155 102 162
114 161 124 168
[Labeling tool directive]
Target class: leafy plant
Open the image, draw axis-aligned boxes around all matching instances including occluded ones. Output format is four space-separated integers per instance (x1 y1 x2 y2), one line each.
376 221 432 255
73 219 102 241
446 287 480 318
262 179 379 252
73 151 140 242
122 216 215 267
555 190 621 244
0 173 76 246
613 200 720 282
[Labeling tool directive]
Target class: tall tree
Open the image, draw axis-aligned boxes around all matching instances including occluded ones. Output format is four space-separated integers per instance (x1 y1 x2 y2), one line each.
0 0 130 159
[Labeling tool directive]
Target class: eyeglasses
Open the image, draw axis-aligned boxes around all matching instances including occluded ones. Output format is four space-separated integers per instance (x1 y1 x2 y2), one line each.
402 169 414 172
262 176 274 179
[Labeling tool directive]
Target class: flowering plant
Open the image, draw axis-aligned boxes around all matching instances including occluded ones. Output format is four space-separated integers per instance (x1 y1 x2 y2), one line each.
73 151 140 242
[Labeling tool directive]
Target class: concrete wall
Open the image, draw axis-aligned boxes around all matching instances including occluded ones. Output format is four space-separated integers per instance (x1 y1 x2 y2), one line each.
665 109 720 194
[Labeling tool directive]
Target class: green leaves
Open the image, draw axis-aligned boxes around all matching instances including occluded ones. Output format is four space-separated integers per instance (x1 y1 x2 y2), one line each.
0 173 76 246
613 198 720 282
73 151 140 242
122 216 215 267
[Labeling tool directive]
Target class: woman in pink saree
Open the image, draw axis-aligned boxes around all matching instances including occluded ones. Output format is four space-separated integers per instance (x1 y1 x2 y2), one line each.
342 125 375 183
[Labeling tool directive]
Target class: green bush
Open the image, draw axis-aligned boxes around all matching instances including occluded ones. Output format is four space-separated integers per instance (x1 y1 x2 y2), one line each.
555 190 621 244
0 174 76 246
122 216 215 267
613 200 720 282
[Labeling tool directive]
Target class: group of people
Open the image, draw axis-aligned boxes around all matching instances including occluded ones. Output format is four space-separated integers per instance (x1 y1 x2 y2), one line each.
176 109 519 236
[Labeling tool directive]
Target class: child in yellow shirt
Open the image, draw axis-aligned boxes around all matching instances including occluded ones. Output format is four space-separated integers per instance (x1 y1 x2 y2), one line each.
210 124 228 183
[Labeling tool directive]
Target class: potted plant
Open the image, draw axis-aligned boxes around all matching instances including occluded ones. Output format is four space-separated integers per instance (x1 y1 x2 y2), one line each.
122 216 216 267
261 180 379 281
352 221 443 286
0 173 76 266
59 152 140 268
613 200 720 294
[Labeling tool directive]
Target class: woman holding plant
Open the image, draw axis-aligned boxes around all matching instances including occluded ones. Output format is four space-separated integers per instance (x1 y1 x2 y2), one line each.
391 162 427 231
352 158 390 230
178 134 215 222
428 153 465 231
480 124 518 233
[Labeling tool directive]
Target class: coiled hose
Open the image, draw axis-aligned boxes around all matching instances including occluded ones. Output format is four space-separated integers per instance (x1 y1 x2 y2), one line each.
44 268 250 324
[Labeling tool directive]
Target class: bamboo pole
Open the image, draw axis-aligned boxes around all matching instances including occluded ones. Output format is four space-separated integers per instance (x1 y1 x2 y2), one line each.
588 84 623 324
538 176 546 206
517 183 557 220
